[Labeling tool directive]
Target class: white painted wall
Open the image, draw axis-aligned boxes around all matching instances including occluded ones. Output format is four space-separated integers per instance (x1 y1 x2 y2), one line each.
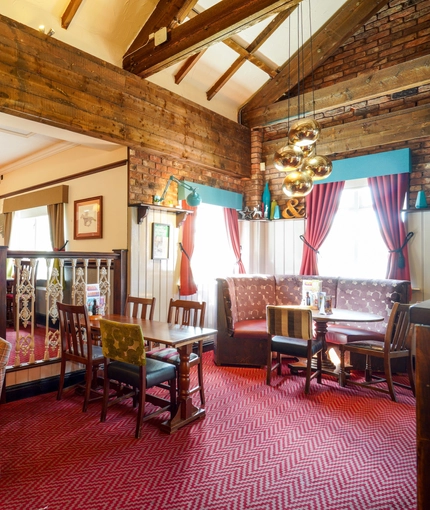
1 145 128 252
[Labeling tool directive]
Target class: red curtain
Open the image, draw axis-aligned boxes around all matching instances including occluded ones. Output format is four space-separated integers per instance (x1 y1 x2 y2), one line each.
299 181 345 275
368 173 412 280
179 201 198 296
224 208 246 274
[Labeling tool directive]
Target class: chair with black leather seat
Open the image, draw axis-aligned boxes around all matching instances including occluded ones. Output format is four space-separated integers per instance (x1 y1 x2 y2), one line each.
99 318 177 439
57 302 104 412
146 298 206 406
266 305 323 394
339 302 415 402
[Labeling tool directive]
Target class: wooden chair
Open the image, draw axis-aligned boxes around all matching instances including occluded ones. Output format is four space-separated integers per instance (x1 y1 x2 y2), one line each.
266 305 323 394
339 302 415 402
57 302 104 412
125 295 156 320
125 295 156 349
146 298 206 406
99 318 177 439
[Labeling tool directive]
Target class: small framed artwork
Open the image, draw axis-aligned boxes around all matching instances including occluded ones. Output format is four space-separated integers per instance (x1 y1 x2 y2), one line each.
152 223 170 259
74 196 103 240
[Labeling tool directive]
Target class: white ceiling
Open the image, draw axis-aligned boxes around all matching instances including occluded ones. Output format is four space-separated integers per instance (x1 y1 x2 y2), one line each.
0 0 349 173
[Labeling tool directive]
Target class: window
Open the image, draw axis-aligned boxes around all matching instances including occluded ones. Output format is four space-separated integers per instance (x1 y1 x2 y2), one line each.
192 204 236 282
191 204 237 328
318 180 389 279
9 206 52 279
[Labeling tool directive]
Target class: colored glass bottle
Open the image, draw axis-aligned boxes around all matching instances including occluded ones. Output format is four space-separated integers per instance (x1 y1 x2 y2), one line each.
262 182 271 219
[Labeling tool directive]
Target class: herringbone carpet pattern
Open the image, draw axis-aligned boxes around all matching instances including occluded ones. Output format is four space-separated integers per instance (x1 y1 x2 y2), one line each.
0 352 416 510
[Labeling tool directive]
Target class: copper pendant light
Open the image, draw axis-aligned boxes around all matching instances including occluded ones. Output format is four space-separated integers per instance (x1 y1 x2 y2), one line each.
274 145 304 172
302 155 333 180
288 118 321 147
282 169 314 197
301 144 316 158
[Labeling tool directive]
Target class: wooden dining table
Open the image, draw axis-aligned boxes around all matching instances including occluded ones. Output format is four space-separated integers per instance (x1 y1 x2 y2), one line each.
89 314 217 434
289 307 384 377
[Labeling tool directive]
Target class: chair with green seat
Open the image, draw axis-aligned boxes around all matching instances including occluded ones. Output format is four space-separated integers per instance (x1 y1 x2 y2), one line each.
99 318 177 439
266 305 323 394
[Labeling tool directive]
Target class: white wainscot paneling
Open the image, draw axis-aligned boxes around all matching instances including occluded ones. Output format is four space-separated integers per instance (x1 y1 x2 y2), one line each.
407 211 430 302
239 218 305 275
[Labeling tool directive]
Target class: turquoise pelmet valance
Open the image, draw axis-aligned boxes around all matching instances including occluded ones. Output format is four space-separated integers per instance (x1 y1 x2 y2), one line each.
314 148 411 184
179 181 242 209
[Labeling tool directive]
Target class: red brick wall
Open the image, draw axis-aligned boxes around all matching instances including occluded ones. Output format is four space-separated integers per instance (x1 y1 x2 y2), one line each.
256 0 430 211
129 148 243 206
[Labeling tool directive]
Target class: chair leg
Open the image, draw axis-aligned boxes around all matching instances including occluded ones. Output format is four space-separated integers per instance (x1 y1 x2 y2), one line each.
82 363 93 412
276 352 282 376
100 365 110 423
339 348 346 387
170 376 177 414
197 361 205 406
365 355 372 382
316 351 322 385
57 358 66 400
304 355 312 395
135 387 146 439
266 341 273 385
407 354 416 396
384 357 397 403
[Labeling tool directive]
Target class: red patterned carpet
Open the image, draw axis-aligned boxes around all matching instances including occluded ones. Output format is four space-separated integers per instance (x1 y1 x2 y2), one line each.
0 351 416 510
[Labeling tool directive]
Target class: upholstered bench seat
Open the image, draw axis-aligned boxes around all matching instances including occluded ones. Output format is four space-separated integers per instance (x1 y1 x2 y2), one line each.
215 274 410 368
234 319 266 340
326 325 385 345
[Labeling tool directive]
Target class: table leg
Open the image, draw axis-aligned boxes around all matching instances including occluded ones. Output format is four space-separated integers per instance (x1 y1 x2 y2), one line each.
289 319 349 379
160 343 205 434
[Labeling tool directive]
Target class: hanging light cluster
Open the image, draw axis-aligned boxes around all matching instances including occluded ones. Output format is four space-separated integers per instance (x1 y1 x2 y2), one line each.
273 0 332 198
274 119 332 198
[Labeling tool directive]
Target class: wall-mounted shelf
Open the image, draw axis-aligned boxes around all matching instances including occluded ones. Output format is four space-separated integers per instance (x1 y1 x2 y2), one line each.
402 208 430 214
129 203 193 227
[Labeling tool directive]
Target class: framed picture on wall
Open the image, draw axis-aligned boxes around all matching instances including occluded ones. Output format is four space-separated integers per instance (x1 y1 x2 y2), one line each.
152 222 170 259
74 196 103 239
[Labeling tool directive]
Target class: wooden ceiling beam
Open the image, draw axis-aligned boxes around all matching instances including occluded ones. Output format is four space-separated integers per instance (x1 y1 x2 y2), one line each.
242 0 391 113
124 0 199 59
123 0 302 78
0 14 250 180
242 54 430 128
206 8 296 101
175 51 206 84
263 104 430 161
61 0 83 29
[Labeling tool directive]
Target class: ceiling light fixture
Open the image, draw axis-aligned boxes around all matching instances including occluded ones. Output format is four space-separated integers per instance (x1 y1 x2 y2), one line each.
38 25 55 36
275 0 332 198
154 175 202 207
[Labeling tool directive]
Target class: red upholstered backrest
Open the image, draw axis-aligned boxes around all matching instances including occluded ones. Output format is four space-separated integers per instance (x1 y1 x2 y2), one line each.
225 275 275 324
275 275 338 307
335 278 410 333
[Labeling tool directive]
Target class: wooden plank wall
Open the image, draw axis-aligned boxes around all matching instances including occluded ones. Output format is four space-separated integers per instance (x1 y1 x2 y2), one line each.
0 14 251 180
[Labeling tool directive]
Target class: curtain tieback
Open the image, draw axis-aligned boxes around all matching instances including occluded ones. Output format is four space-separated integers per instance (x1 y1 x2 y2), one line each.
179 242 190 261
236 245 243 266
299 235 319 254
389 232 414 268
55 240 68 252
